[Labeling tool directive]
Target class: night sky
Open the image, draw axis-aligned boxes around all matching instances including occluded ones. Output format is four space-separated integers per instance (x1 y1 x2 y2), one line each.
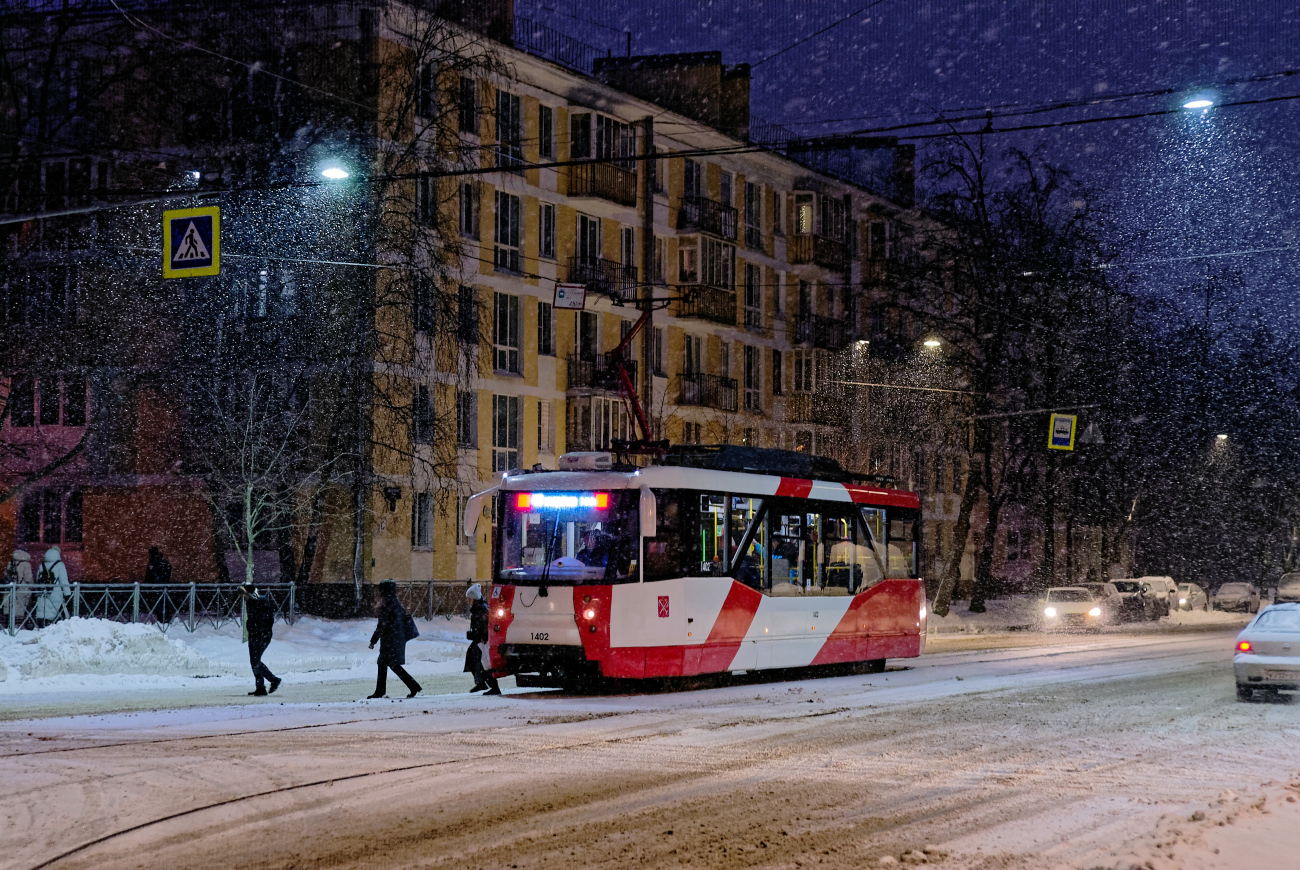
519 0 1300 326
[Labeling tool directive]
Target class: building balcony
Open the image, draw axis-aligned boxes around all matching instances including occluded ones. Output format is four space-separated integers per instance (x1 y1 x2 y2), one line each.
568 257 638 301
677 195 738 241
568 162 638 207
787 392 842 425
789 233 849 272
794 314 849 351
566 353 636 393
676 372 738 412
676 285 736 326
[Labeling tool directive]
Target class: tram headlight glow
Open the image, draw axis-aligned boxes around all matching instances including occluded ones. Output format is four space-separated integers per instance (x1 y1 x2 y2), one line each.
919 605 927 620
583 608 596 620
1088 607 1102 617
1044 607 1057 618
495 608 505 618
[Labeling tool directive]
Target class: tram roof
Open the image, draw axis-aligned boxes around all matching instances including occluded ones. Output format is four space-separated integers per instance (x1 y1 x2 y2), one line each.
499 465 921 510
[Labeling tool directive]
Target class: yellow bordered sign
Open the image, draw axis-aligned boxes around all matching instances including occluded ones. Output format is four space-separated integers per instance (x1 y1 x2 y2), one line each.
163 206 220 278
1048 413 1077 451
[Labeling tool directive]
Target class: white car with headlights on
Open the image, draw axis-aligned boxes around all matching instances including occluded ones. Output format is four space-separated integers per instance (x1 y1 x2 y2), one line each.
1234 603 1300 701
1177 582 1209 611
1038 587 1104 631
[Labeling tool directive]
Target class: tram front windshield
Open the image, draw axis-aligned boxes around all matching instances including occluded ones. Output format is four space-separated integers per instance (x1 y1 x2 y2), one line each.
498 490 639 584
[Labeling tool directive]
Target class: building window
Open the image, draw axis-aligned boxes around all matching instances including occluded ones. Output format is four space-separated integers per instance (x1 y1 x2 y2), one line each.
720 341 730 379
417 174 437 226
414 279 435 334
569 112 591 159
17 489 81 545
38 378 59 425
684 334 702 375
771 349 783 395
493 292 520 373
793 349 817 393
653 327 665 376
494 191 521 273
458 181 479 239
537 399 554 453
8 377 34 426
412 384 433 443
456 391 477 447
577 311 598 361
683 158 701 197
411 492 432 548
701 237 734 290
492 394 520 472
654 236 665 283
539 202 556 259
867 220 896 260
952 457 962 494
720 171 732 206
681 421 702 444
577 214 600 266
496 89 522 170
537 300 554 356
416 63 436 118
743 345 760 412
743 263 761 328
458 76 477 134
744 181 762 248
772 190 782 235
457 285 479 344
62 375 86 426
539 105 554 159
621 227 635 271
678 237 698 283
795 430 813 453
795 193 814 235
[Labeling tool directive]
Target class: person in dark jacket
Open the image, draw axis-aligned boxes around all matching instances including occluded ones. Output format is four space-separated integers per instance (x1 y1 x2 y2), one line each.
463 584 500 695
368 579 421 699
240 584 280 696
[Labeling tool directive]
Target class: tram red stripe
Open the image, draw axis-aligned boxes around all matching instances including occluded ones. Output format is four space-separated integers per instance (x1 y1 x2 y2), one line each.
695 581 762 674
775 477 813 498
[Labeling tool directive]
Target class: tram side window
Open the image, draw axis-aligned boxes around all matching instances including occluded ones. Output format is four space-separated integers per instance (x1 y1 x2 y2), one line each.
697 493 728 575
645 489 687 580
887 511 919 578
730 496 767 591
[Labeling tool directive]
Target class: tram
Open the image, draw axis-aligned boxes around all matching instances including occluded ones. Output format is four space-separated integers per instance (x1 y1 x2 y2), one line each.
464 445 926 687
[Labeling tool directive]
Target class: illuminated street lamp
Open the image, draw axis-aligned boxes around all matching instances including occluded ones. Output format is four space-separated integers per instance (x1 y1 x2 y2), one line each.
321 166 350 180
1216 433 1229 441
923 338 942 349
1182 99 1213 109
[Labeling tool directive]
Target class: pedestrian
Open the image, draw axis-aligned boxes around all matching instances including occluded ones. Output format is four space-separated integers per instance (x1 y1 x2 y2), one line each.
31 546 70 628
240 583 281 696
368 579 421 699
3 549 33 629
145 546 172 584
464 584 500 695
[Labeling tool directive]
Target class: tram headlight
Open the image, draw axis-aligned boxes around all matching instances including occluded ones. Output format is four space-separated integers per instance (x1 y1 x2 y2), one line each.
495 608 506 618
583 608 596 620
1088 607 1102 617
919 605 927 620
1044 607 1057 618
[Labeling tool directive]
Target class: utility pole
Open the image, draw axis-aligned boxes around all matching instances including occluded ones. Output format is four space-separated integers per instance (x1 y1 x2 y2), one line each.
640 116 655 443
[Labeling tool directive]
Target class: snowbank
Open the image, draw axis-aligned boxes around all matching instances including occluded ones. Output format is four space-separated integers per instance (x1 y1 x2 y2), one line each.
927 596 1252 634
0 615 472 695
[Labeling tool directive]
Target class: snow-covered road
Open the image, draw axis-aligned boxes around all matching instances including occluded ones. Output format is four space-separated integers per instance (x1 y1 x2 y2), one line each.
4 629 1299 870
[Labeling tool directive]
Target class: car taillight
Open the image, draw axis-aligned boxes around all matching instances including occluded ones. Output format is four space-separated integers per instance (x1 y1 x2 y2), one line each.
1238 640 1252 653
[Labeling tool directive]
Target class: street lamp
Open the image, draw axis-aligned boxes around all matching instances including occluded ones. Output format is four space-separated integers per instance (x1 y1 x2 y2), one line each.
321 166 350 180
923 338 942 348
1182 99 1213 110
1216 433 1229 441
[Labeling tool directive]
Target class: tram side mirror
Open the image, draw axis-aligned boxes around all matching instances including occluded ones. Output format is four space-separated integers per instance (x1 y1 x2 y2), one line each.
463 485 499 539
639 486 657 537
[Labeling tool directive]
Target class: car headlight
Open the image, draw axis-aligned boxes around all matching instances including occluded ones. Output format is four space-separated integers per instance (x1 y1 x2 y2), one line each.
1088 607 1102 617
1178 598 1187 606
1044 607 1057 618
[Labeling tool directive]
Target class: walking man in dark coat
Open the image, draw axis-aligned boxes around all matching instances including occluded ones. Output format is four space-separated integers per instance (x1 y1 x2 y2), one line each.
368 579 421 699
464 584 501 695
240 584 281 696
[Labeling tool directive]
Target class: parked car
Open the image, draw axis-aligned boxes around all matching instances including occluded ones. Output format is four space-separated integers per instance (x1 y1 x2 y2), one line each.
1038 587 1104 631
1139 577 1178 617
1103 580 1156 622
1275 573 1300 604
1177 582 1209 611
1214 582 1261 613
1234 603 1300 701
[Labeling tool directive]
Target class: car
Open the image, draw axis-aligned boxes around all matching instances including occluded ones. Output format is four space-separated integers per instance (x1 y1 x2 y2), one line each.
1103 580 1156 622
1139 576 1178 617
1214 582 1260 613
1038 587 1104 631
1177 582 1209 611
1234 603 1300 701
1275 573 1300 604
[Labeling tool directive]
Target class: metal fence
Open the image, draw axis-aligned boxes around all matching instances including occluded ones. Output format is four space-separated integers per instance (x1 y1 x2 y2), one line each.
2 581 480 636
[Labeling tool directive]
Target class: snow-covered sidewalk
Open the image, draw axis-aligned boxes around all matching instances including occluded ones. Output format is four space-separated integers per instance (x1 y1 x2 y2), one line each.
0 615 473 697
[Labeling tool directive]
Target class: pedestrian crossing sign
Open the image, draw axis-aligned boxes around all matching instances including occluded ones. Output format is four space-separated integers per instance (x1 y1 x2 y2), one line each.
163 206 220 278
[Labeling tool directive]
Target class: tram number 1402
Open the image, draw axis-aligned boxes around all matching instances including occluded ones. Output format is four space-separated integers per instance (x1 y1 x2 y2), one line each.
530 632 549 641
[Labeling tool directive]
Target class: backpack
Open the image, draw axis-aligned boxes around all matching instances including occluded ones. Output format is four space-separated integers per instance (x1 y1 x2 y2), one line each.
36 560 61 585
3 561 18 585
403 612 420 642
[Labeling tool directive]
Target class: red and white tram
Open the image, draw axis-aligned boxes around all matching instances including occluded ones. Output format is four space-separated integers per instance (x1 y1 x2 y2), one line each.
465 446 926 687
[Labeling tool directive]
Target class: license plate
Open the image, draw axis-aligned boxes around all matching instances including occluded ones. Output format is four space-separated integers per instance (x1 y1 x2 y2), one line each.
1265 669 1297 681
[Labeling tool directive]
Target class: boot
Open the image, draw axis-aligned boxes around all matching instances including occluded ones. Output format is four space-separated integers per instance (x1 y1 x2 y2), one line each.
406 687 421 699
249 687 268 696
268 677 282 694
366 692 385 699
469 683 488 693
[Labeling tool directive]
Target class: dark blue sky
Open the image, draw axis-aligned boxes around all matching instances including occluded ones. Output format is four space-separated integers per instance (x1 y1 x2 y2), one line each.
520 1 1300 325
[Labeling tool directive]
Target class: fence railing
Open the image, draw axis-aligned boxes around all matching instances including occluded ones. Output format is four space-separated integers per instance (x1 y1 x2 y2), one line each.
2 581 482 636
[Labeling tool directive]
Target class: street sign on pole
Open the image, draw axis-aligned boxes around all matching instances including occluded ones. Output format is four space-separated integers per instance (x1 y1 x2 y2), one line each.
553 282 586 310
1048 413 1077 451
163 206 220 278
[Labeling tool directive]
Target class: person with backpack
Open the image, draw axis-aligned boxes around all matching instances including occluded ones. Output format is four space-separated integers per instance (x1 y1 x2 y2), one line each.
240 583 281 696
367 579 421 699
3 549 33 629
464 584 500 695
31 547 70 628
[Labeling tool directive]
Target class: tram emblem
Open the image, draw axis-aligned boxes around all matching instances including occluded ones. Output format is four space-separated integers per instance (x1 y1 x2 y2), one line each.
657 596 670 618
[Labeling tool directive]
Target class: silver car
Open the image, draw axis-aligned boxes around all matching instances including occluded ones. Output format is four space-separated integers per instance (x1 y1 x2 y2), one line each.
1234 604 1300 701
1275 573 1300 604
1177 583 1209 611
1215 582 1260 613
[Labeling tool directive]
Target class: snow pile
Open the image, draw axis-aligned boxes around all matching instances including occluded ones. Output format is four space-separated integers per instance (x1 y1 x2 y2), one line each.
927 597 1039 634
0 618 214 681
0 615 473 693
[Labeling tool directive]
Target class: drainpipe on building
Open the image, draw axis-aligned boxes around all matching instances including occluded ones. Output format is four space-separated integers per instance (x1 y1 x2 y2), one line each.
640 116 655 438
